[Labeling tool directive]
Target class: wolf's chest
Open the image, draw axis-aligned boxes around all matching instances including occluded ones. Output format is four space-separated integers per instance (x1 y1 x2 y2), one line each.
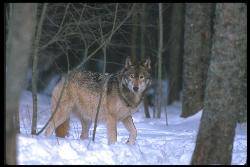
111 99 140 120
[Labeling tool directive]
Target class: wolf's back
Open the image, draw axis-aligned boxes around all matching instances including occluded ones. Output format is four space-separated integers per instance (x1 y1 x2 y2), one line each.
68 70 111 93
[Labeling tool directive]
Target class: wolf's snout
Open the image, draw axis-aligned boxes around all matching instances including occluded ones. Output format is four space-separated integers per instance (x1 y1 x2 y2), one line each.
133 86 139 92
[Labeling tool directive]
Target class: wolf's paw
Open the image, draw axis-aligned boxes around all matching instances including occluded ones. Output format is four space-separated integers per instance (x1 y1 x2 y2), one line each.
126 139 136 145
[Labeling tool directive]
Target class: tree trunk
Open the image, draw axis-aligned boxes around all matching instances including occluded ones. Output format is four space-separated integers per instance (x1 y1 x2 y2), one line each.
156 3 163 118
237 22 247 123
181 3 213 117
6 3 37 164
167 3 185 105
140 3 146 60
131 5 138 61
32 3 47 135
140 3 150 118
191 3 247 165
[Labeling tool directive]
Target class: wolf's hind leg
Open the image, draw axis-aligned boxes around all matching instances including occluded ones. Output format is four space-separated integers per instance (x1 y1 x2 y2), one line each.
122 115 137 144
80 119 91 140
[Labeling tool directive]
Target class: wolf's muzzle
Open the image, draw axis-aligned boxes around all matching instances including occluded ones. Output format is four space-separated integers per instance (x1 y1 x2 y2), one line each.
133 86 139 92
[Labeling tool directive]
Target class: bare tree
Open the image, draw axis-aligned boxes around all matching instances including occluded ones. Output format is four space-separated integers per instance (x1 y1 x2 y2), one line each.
140 3 151 118
156 3 163 118
140 3 146 60
131 4 138 61
191 3 247 165
6 3 37 164
31 3 48 135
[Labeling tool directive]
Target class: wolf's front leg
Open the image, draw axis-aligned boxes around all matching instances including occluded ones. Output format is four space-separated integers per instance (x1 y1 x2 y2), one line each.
80 119 91 140
122 115 137 144
106 115 117 144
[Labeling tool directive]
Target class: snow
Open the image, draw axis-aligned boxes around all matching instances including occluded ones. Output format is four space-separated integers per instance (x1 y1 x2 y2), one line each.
17 90 247 165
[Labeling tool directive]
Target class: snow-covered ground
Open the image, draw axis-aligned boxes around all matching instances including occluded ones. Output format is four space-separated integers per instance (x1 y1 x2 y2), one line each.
17 90 247 165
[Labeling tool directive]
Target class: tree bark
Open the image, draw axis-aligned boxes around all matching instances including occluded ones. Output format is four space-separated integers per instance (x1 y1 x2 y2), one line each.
181 3 213 117
6 3 37 164
156 3 163 118
167 3 185 105
237 15 247 123
191 3 247 165
131 4 138 61
140 3 146 60
140 3 150 118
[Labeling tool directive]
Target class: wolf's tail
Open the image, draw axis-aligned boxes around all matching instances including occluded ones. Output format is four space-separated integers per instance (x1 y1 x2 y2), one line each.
55 119 70 137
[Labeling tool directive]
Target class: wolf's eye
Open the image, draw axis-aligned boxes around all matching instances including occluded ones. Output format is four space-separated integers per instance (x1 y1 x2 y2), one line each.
139 75 144 79
130 74 134 78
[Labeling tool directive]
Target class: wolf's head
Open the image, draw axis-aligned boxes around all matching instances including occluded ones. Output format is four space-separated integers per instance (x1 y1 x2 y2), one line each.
121 57 152 94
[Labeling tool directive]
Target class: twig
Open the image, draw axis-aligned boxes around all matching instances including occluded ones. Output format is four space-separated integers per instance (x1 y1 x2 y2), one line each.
76 4 136 69
40 4 70 51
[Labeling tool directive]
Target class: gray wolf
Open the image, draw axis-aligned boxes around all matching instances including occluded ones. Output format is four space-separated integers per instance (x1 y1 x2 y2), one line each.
45 57 152 144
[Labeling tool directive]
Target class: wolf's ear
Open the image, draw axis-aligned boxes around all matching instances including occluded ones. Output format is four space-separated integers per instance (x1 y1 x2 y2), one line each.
143 57 151 70
125 57 132 68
